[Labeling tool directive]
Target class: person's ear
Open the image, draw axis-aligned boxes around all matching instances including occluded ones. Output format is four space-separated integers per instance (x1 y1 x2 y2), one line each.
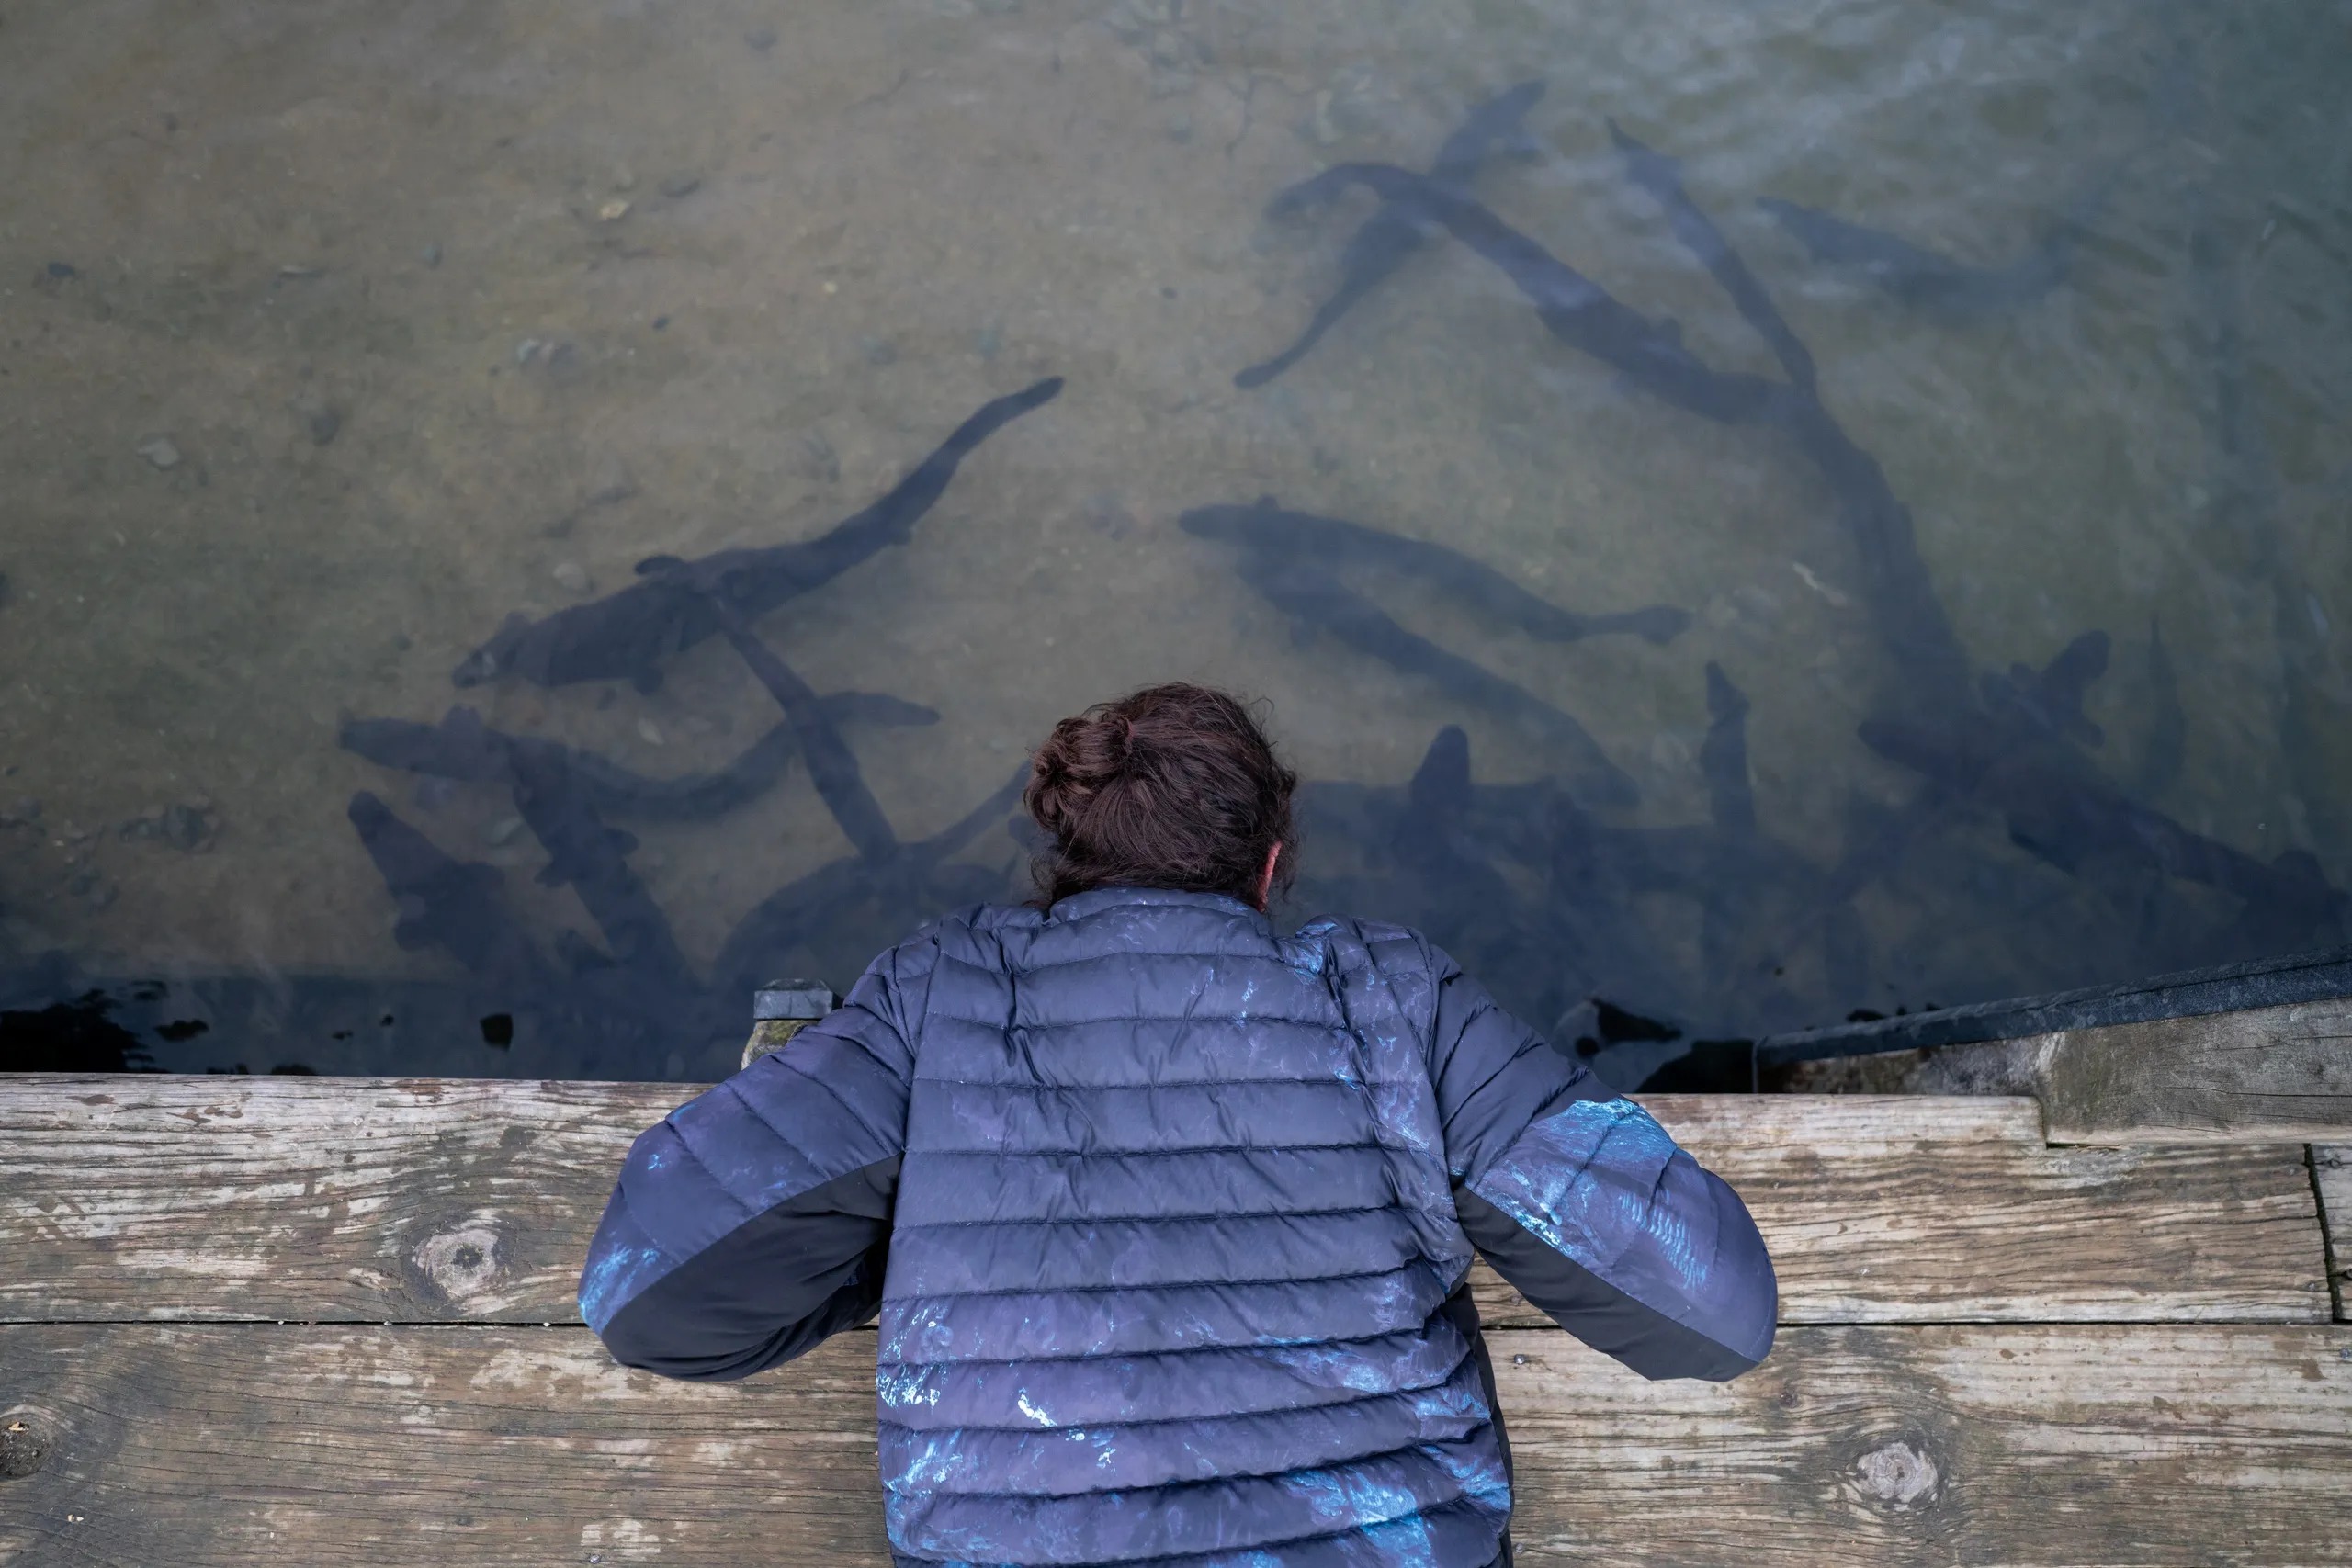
1256 840 1283 909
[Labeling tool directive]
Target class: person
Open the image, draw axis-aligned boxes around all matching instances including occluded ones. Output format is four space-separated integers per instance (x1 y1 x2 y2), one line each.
578 682 1776 1568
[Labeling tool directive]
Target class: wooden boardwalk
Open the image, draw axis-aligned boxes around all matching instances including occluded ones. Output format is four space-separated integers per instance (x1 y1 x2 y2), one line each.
3 1070 2347 1565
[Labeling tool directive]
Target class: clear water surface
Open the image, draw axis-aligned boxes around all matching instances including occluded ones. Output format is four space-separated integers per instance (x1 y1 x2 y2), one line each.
1 0 2346 1086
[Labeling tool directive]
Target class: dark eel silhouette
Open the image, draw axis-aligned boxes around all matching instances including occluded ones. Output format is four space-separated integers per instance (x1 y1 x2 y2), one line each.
500 739 701 1007
1237 160 1972 703
1273 161 1783 426
1610 119 1817 396
1238 81 1544 388
1699 661 1757 835
1180 498 1689 645
710 764 1028 1004
1600 121 2343 952
348 717 702 1014
1979 630 2109 749
345 791 556 998
348 788 744 1061
1221 544 1639 810
341 693 936 822
1756 197 2086 322
1859 705 2345 950
453 377 1062 692
637 554 900 862
1756 152 2135 324
1598 127 2310 943
1577 138 1979 706
1752 47 2183 325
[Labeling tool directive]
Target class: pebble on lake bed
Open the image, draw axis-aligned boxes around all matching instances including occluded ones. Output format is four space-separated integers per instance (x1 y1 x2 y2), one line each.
551 561 592 594
135 435 183 470
638 718 666 747
289 393 340 446
484 815 526 847
658 173 700 199
512 338 573 371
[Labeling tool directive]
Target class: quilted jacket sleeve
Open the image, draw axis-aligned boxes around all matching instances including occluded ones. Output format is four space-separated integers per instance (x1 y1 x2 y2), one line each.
1420 943 1777 1381
576 938 932 1381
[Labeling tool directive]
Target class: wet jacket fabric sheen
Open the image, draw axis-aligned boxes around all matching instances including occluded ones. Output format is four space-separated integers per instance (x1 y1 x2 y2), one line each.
580 887 1777 1567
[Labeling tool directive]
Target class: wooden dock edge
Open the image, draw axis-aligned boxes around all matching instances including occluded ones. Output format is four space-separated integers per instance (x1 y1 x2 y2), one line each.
5 1063 2349 1563
1808 994 2352 1144
2317 1145 2350 1321
3 1321 2348 1567
3 1078 2335 1327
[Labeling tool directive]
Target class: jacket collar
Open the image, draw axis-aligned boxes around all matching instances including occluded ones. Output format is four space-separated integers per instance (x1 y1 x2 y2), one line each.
1046 886 1270 928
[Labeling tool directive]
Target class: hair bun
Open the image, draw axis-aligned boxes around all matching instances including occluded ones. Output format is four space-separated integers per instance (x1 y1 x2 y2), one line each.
1021 683 1297 908
1025 711 1129 838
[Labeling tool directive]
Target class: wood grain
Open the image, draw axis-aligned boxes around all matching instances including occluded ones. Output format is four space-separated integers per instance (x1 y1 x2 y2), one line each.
1478 1097 2330 1326
3 1323 2345 1567
2317 1145 2350 1322
1917 998 2352 1143
1 1077 2327 1325
0 1076 686 1326
1498 1322 2352 1567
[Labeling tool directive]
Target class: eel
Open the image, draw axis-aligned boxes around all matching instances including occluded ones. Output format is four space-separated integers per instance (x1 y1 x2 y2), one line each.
453 377 1062 691
1238 80 1545 387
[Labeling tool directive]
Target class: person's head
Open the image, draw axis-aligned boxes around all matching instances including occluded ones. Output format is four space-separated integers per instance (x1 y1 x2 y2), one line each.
1024 683 1297 909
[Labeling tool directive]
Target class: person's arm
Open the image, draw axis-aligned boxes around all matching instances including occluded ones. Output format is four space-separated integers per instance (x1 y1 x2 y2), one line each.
576 941 928 1381
1423 947 1776 1381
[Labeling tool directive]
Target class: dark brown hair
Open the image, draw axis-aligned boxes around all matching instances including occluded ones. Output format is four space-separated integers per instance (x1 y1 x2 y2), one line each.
1025 683 1297 908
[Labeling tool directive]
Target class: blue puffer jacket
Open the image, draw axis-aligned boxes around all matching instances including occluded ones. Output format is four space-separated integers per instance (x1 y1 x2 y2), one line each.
581 887 1776 1567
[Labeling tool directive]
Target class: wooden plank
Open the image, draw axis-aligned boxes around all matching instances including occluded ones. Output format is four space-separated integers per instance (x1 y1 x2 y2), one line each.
2 1323 2345 1567
1911 998 2352 1143
2318 1146 2351 1322
1498 1323 2352 1568
0 1078 2330 1325
1482 1096 2328 1326
0 1077 2326 1326
0 1076 685 1326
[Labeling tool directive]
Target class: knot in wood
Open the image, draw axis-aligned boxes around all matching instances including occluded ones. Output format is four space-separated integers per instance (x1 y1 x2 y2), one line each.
1 1414 51 1480
412 1220 504 1303
1852 1439 1939 1507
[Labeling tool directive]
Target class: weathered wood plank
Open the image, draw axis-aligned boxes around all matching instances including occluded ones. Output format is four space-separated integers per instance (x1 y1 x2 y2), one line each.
1911 998 2352 1143
3 1323 2345 1567
2 1077 2328 1325
2317 1146 2350 1322
1477 1098 2329 1325
1498 1322 2352 1567
0 1077 688 1326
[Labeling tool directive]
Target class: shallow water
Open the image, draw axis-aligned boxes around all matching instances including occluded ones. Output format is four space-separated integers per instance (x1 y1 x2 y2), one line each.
1 0 2346 1086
